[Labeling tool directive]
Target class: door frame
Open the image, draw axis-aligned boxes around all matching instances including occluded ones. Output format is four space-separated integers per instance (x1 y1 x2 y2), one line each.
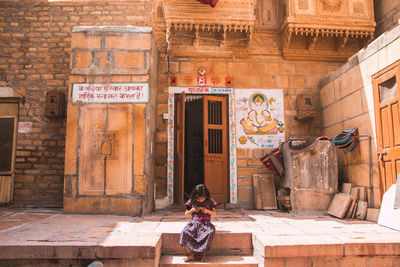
372 60 400 198
167 87 237 204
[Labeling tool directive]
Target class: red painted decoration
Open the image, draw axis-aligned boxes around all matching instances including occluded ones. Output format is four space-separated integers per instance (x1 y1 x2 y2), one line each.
197 0 218 8
170 75 177 86
225 76 232 87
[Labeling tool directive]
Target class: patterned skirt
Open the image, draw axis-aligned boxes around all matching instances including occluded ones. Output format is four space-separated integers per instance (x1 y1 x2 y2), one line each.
179 218 215 253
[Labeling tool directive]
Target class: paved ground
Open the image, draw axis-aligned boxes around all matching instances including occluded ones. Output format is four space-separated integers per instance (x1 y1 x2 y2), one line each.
0 206 399 265
0 207 399 246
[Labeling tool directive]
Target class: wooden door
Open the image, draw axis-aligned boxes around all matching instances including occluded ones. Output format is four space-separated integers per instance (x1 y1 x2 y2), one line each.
203 95 229 203
174 93 185 204
0 103 18 204
79 104 133 196
372 61 400 198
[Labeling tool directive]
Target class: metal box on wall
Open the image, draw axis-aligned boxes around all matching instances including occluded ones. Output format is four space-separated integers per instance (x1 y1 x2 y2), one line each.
45 91 66 119
296 94 315 120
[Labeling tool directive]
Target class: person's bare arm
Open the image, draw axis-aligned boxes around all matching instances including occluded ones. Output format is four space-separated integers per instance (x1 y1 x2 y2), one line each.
185 207 198 216
200 207 216 216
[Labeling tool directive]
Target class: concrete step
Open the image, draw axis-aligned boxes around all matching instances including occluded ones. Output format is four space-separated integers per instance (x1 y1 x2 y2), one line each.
162 232 252 255
159 255 258 267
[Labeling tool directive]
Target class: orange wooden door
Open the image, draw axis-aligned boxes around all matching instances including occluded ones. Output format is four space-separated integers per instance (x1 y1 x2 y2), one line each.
203 95 229 203
372 61 400 198
174 93 185 204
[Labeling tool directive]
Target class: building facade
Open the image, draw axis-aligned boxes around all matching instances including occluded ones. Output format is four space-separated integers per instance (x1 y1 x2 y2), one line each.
0 0 399 215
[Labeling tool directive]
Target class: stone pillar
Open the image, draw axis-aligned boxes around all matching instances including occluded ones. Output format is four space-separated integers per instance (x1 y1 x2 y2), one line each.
64 26 158 215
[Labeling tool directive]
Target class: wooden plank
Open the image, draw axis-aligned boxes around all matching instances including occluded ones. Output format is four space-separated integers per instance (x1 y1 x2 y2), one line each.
259 174 277 210
345 197 357 218
351 201 358 218
366 208 380 222
0 175 12 203
252 174 263 210
354 186 367 202
355 201 368 220
327 193 352 219
341 183 353 195
350 187 360 200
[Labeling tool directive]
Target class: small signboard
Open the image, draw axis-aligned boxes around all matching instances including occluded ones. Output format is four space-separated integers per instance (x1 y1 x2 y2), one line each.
71 83 149 103
18 121 32 134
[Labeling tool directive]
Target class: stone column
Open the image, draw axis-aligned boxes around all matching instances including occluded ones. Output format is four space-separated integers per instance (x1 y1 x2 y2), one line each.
64 26 158 215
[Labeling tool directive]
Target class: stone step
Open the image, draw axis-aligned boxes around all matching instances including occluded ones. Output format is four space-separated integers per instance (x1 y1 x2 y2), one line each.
162 232 252 255
159 255 258 267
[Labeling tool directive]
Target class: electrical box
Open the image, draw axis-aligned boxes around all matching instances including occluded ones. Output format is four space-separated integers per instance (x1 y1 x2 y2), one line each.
296 94 315 120
45 91 66 119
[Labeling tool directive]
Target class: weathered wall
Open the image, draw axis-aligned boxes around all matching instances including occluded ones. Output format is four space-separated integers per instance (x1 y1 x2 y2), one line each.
374 0 400 36
155 55 342 208
319 23 400 208
0 0 147 207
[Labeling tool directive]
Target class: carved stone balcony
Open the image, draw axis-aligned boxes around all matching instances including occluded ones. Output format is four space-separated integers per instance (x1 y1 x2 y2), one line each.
281 0 376 61
150 0 257 54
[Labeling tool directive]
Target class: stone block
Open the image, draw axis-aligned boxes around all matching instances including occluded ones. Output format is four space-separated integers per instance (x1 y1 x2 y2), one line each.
75 51 92 68
233 74 261 88
262 75 276 88
105 33 151 50
339 256 367 267
238 167 258 177
268 63 279 74
96 51 108 68
63 196 141 216
333 66 363 99
275 75 289 88
320 81 335 108
71 33 101 49
289 76 305 88
114 51 144 69
228 62 249 73
249 62 268 73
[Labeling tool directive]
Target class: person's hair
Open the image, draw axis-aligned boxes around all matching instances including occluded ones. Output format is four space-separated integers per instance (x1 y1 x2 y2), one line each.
190 184 210 207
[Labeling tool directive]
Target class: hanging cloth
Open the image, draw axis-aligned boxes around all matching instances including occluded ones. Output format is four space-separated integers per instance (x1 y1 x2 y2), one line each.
197 0 218 8
332 127 359 165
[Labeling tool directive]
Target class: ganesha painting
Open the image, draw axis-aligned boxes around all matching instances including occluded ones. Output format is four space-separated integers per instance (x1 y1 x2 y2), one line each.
235 89 285 148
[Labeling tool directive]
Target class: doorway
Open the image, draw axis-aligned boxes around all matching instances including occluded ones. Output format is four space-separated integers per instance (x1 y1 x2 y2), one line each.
174 93 229 204
372 60 400 198
0 102 18 204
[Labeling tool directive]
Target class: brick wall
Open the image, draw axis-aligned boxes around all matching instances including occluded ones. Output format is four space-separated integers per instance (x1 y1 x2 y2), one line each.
0 0 147 207
319 24 400 208
155 56 342 208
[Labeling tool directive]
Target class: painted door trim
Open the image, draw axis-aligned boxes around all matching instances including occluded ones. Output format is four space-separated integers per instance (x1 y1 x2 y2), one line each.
167 87 237 204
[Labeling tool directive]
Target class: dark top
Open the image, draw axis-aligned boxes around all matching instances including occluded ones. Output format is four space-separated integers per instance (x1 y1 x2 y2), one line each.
185 198 217 223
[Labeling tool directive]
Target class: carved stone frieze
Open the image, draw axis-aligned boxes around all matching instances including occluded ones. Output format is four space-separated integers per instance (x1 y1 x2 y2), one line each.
281 0 375 61
320 0 342 10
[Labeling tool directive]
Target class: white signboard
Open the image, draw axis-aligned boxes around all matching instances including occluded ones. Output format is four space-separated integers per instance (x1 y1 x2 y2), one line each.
72 83 149 103
235 89 285 148
18 122 32 133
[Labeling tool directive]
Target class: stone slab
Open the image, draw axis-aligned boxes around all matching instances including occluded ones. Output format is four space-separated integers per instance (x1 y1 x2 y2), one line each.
159 255 258 266
366 208 380 222
378 184 400 231
327 193 352 219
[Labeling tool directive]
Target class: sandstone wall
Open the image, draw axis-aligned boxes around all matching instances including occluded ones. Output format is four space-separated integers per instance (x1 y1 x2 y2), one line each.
374 0 400 36
155 55 342 208
320 24 400 207
0 0 147 207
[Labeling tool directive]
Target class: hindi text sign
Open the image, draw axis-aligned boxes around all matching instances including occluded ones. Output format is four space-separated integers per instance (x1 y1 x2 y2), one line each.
72 83 149 103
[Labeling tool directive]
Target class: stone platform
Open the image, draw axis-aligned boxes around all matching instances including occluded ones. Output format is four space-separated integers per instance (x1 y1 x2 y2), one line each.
0 207 399 266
